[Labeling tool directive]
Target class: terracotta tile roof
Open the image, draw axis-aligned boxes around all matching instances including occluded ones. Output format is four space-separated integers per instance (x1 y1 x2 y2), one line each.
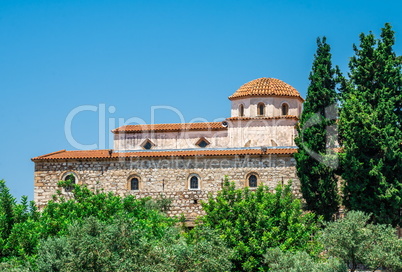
229 78 304 101
113 122 226 134
226 115 299 121
32 148 297 161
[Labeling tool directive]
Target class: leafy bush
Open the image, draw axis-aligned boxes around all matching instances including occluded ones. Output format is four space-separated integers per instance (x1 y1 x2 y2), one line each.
0 259 31 272
37 217 232 272
0 179 176 268
264 248 346 272
0 180 39 261
197 177 321 271
39 181 176 237
321 211 402 271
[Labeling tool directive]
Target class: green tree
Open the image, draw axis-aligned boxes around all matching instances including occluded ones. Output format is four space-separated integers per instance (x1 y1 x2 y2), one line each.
321 211 402 272
339 23 402 226
263 248 346 272
0 180 176 267
37 217 233 272
0 180 38 261
0 260 30 272
0 180 16 258
0 180 232 271
294 37 340 221
39 181 175 237
198 178 321 271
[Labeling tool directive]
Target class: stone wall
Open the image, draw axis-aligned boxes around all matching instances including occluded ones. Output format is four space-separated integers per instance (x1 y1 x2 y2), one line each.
34 154 300 220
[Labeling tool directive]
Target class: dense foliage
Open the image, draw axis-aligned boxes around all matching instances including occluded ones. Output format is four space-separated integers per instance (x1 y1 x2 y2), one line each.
294 36 340 221
264 248 346 272
0 179 177 268
37 217 232 272
40 179 175 237
321 211 402 272
1 176 402 271
0 180 39 261
339 23 402 226
198 178 321 271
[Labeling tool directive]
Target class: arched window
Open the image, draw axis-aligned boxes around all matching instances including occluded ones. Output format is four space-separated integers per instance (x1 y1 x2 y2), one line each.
257 103 265 116
62 172 77 192
239 104 244 117
282 103 289 115
189 175 200 190
64 174 76 183
130 177 139 190
248 174 257 188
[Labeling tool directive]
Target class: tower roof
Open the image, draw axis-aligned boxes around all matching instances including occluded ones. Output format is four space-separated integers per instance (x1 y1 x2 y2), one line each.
229 77 303 100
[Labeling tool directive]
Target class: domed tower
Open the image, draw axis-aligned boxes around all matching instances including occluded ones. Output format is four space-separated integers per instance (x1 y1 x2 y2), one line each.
226 78 303 147
228 77 303 118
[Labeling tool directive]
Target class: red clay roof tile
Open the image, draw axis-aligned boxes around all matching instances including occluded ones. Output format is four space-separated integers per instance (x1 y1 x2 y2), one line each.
226 115 299 121
229 78 303 101
113 122 226 134
32 148 297 161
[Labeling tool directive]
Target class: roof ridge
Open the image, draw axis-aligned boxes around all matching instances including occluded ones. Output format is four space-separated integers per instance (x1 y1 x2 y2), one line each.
226 115 299 121
115 146 296 154
32 149 66 160
116 121 221 127
65 149 112 152
113 121 226 133
32 148 298 161
40 149 66 157
229 77 303 101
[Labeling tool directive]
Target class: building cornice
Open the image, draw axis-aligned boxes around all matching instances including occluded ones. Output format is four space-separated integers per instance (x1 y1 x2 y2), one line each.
32 147 298 162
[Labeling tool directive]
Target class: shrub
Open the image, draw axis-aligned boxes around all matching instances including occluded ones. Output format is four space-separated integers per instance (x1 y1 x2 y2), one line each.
264 248 346 272
197 177 321 271
321 211 402 271
37 217 232 272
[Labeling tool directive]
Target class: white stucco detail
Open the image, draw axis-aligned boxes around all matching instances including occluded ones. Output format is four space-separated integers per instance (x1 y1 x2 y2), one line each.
114 97 300 151
230 97 302 118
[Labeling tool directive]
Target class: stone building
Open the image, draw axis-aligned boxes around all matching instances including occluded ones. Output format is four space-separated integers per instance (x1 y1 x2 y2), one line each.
32 77 304 220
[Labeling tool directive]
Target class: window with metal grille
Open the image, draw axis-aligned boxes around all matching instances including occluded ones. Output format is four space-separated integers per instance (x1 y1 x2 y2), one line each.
248 175 257 188
130 177 139 190
190 176 199 189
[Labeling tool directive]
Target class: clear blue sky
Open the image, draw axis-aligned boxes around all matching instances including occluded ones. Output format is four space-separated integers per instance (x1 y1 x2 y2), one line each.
1 0 402 200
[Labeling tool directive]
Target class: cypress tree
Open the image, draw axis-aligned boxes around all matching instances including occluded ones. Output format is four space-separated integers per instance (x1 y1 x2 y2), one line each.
294 37 340 221
339 23 402 226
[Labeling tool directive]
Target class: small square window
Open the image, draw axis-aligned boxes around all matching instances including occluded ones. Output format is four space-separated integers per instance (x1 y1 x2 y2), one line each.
195 137 210 148
143 141 152 150
197 140 209 148
141 139 155 150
